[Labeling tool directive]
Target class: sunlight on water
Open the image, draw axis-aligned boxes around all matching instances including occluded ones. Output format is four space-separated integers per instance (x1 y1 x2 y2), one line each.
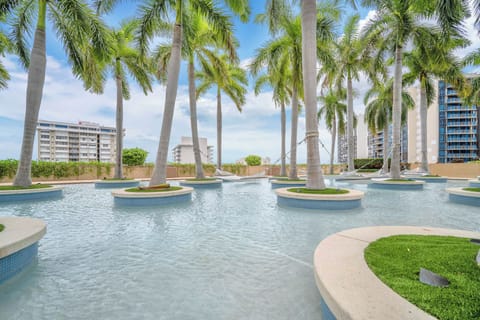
0 179 478 320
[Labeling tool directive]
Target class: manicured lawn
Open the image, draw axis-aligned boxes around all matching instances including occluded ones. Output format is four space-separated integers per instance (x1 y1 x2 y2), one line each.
0 224 4 232
286 187 349 194
185 178 218 181
103 178 134 181
356 169 379 173
463 187 480 192
0 184 52 190
365 235 480 320
125 186 182 192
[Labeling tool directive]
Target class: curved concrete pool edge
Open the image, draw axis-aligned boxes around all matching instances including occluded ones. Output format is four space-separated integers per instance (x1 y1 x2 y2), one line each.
313 226 480 320
0 217 47 284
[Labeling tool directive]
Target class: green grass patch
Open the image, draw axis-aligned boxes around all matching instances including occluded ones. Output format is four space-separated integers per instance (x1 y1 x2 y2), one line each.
286 187 349 194
0 184 53 190
365 235 480 320
0 224 4 232
125 186 182 193
463 187 480 192
102 178 134 181
356 169 379 173
185 178 218 182
422 175 441 177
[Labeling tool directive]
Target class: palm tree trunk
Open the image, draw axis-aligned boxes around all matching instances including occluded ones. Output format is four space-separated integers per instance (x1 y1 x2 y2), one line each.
13 1 47 187
390 44 403 179
114 72 123 179
383 120 389 174
289 84 298 180
420 82 429 173
346 74 355 172
330 115 336 175
302 0 325 189
280 101 287 176
216 86 222 170
188 59 204 179
150 4 182 186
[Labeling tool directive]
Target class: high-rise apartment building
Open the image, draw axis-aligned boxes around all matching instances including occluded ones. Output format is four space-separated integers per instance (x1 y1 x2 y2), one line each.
337 114 368 163
37 120 117 162
172 136 213 164
367 124 408 163
437 80 479 163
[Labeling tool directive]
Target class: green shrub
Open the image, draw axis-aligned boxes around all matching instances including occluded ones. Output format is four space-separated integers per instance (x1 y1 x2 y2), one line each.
0 224 4 232
123 148 148 166
244 155 262 166
222 163 247 175
0 159 18 179
354 158 387 169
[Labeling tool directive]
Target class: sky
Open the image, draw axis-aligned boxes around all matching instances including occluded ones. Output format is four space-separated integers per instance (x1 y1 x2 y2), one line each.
1 2 480 164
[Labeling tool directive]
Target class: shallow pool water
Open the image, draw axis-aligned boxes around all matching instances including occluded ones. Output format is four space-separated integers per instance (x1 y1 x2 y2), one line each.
0 179 478 319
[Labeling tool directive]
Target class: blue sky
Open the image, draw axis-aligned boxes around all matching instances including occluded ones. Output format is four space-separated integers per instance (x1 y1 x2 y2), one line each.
0 2 478 164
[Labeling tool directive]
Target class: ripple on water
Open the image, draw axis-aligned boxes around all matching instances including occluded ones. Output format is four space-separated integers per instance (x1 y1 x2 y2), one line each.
0 179 478 319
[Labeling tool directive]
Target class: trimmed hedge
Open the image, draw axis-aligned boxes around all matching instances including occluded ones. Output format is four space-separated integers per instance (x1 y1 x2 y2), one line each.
0 160 112 179
354 158 410 170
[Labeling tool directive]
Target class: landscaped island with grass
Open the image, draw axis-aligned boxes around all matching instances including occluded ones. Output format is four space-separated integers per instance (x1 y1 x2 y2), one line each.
365 235 480 319
0 224 4 232
286 188 349 195
0 184 52 191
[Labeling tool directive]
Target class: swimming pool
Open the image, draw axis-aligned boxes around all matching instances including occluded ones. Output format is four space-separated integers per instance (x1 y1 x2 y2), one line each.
0 179 478 319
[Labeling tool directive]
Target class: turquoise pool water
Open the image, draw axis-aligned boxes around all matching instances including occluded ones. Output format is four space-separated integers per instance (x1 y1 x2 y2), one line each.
0 179 478 319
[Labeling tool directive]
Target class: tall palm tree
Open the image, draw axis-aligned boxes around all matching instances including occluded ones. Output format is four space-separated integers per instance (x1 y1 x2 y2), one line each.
318 89 346 175
251 7 335 181
3 0 108 187
82 20 154 179
136 0 249 186
252 56 291 177
333 14 372 173
362 0 469 178
404 36 465 173
153 7 237 179
364 79 414 173
196 54 247 170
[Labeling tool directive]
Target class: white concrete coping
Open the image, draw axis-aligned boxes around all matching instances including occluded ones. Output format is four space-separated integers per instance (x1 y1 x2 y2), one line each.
271 179 307 184
446 187 480 198
275 187 364 201
181 179 222 185
0 217 46 259
112 186 194 198
371 178 425 185
314 226 480 320
0 185 62 195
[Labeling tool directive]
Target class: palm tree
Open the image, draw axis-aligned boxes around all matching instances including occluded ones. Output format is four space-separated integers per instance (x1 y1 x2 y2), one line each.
251 7 335 181
318 89 346 175
3 0 108 187
0 15 12 90
364 79 414 173
196 54 247 170
403 36 465 173
82 20 154 179
332 14 372 173
252 57 291 177
135 0 249 186
153 7 237 179
362 0 469 178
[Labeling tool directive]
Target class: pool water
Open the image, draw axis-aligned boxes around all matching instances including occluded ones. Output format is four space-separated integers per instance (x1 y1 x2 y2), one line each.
0 179 478 319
